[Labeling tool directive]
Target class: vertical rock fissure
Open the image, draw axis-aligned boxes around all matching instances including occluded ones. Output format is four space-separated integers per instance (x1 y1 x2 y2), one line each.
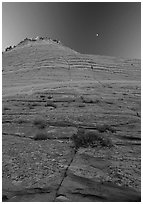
54 147 77 201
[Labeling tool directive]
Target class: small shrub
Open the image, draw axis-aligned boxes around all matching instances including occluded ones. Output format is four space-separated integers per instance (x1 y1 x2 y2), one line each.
40 95 45 98
17 118 27 124
47 95 53 99
94 99 100 103
28 104 34 109
105 101 114 105
78 103 85 107
86 99 94 103
96 124 116 133
82 98 94 103
33 119 47 129
3 106 10 111
42 98 46 101
45 102 57 108
5 46 12 52
81 96 99 104
71 129 113 149
31 103 38 107
33 132 47 140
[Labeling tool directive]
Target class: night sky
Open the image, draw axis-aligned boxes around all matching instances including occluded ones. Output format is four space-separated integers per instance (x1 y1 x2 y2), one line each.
2 2 141 59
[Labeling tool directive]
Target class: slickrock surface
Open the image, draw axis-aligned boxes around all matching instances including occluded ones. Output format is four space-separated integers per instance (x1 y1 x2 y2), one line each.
2 38 141 201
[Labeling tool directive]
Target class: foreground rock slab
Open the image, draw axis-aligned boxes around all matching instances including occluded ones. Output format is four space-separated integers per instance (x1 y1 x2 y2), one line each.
2 40 141 201
58 172 140 202
2 134 74 202
57 148 141 202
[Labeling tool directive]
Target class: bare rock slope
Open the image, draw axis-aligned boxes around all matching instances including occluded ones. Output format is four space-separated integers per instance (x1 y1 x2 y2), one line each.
2 37 141 202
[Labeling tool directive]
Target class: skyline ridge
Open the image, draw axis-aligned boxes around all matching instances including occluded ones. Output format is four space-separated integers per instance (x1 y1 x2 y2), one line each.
3 2 141 59
3 35 141 60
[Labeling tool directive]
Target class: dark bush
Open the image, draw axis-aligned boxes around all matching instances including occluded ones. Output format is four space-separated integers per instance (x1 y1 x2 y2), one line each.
5 46 12 52
53 39 60 43
33 132 48 140
3 106 10 111
105 101 114 105
28 103 39 109
96 124 116 133
39 37 44 40
45 102 57 108
31 103 38 107
47 95 53 99
81 96 100 104
78 103 85 107
82 98 94 103
71 129 113 149
40 95 45 98
17 118 27 124
33 119 47 129
28 103 35 109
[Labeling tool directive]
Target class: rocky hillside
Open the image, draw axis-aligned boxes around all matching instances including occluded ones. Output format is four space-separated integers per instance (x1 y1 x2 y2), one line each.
2 37 141 201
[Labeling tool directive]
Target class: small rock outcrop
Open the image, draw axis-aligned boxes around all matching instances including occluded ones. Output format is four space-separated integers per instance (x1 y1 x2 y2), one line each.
3 36 62 53
5 46 12 52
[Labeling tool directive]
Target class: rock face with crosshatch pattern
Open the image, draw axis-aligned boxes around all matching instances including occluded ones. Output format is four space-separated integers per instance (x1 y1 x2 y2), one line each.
2 37 141 201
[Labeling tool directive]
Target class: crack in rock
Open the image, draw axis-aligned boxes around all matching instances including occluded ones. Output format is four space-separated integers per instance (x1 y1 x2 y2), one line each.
54 147 77 201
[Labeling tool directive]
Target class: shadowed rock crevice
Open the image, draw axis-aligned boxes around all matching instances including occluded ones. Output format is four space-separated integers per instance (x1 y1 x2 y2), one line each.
54 148 77 201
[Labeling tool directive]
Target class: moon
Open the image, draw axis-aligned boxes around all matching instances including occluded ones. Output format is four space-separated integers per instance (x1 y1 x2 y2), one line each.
96 33 99 37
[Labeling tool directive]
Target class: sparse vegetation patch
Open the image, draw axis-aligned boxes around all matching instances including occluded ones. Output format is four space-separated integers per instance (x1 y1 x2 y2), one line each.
40 95 45 98
71 129 113 149
3 106 10 111
33 118 47 129
33 132 48 140
28 103 35 109
33 118 48 140
96 124 116 133
80 96 100 104
17 118 28 124
47 95 53 99
78 103 86 107
45 102 57 108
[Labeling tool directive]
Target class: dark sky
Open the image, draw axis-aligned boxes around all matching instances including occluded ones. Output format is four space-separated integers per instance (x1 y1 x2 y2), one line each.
2 2 141 59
